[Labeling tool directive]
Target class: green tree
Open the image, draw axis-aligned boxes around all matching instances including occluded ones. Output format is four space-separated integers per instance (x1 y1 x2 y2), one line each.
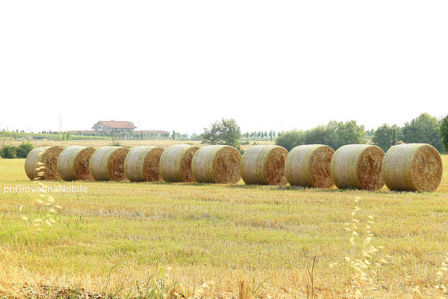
276 121 366 151
365 129 375 140
440 114 448 152
201 122 221 144
0 145 17 159
202 118 241 149
16 143 34 158
275 130 305 151
304 125 338 149
402 113 443 151
333 120 367 148
372 124 401 152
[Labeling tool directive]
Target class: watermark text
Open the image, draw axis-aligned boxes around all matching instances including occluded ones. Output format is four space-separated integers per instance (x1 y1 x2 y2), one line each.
3 184 88 194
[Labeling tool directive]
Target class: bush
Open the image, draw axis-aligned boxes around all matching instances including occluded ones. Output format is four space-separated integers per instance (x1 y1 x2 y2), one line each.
0 143 33 159
17 143 34 158
275 130 305 151
0 146 17 159
304 125 338 149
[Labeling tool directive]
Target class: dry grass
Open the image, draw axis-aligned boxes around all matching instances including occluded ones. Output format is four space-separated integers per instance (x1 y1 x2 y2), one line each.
0 154 447 297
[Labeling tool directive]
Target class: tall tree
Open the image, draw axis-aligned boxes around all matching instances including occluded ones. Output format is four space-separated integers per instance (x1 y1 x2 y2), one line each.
334 120 367 148
440 114 448 152
402 113 443 151
372 124 401 152
202 118 241 149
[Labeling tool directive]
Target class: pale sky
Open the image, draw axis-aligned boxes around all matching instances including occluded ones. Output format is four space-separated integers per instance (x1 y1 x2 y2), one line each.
0 1 447 134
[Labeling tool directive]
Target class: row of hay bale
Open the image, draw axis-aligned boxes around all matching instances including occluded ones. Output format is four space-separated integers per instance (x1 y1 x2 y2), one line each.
284 143 442 192
24 142 443 192
24 144 242 184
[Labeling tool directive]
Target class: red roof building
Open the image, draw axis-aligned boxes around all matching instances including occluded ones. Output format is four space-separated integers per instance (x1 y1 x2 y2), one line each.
90 121 169 138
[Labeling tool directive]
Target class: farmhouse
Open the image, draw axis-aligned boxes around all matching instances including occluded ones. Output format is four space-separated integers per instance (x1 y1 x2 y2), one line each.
87 121 170 138
92 120 136 136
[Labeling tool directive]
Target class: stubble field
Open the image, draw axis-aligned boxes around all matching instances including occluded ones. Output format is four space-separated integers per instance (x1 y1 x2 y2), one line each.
0 142 447 297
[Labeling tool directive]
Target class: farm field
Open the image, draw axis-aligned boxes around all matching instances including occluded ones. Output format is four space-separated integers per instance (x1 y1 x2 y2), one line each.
0 154 447 297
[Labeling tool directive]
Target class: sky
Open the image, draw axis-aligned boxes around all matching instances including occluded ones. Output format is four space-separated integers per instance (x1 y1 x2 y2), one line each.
0 1 447 134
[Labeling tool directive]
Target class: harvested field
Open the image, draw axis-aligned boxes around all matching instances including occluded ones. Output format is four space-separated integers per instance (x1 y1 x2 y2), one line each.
0 156 448 297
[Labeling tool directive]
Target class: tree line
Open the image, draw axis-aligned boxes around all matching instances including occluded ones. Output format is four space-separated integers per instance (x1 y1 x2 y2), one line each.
200 113 448 153
276 113 448 152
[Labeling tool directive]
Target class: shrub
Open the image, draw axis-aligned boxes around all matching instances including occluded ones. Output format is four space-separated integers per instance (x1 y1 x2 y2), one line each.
0 146 17 159
275 130 305 151
17 143 34 158
304 125 338 149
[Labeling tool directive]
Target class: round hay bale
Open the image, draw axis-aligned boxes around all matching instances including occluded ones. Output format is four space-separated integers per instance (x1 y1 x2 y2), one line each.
24 146 63 180
285 144 334 188
330 144 385 190
159 144 199 182
192 145 241 184
57 146 95 181
124 146 164 182
382 143 442 192
89 146 129 181
240 145 288 185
